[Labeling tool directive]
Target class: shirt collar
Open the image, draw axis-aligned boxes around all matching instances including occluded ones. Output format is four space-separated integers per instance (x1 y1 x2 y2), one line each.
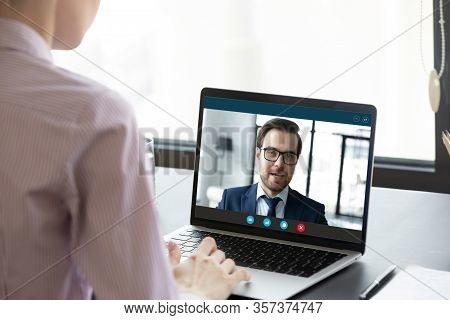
256 182 289 204
0 18 52 63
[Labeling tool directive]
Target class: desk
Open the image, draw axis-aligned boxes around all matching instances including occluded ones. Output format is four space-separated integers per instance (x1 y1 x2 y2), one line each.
155 168 450 299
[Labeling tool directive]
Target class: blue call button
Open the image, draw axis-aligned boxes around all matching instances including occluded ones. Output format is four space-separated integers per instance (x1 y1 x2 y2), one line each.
263 218 271 227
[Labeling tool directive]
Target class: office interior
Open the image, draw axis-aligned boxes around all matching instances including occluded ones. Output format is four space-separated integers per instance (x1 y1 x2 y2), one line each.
53 0 449 195
49 0 450 299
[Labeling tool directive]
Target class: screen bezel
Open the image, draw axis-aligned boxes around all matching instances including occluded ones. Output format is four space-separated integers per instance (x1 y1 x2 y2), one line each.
190 87 377 254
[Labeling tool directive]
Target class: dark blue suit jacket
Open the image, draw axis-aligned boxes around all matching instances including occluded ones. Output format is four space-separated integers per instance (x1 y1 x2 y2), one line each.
217 183 328 225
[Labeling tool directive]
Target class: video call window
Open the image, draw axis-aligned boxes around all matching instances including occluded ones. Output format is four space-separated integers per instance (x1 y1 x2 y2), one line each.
196 108 371 233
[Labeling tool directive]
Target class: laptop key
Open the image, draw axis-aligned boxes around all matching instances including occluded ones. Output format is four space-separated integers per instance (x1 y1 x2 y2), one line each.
234 260 253 268
171 239 186 246
183 242 196 247
172 235 191 241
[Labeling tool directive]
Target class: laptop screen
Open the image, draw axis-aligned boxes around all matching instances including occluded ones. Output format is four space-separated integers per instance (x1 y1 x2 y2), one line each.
193 88 376 249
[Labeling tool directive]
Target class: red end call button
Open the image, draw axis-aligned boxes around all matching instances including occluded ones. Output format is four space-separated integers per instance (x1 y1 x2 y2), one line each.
296 223 306 233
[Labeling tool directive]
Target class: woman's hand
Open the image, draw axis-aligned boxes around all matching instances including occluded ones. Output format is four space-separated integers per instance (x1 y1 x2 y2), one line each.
168 237 251 299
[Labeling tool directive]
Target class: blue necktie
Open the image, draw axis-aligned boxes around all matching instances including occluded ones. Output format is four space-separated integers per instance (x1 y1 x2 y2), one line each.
262 196 282 217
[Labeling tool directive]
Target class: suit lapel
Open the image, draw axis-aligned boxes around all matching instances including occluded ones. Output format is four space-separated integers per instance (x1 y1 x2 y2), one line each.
284 188 304 220
241 183 258 214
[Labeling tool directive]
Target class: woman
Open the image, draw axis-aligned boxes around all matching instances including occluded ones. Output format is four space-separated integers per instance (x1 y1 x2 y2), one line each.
0 0 249 299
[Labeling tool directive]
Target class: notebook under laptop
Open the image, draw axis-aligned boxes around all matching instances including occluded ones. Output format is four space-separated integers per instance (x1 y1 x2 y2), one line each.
165 88 376 299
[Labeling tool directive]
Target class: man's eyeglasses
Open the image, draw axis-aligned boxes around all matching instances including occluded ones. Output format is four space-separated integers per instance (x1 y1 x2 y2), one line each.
258 147 299 165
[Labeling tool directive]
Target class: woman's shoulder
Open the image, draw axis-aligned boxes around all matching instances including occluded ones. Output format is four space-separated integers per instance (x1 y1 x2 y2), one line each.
47 64 135 123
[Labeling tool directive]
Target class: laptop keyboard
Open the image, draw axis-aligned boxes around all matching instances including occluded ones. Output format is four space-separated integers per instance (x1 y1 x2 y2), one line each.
170 229 346 278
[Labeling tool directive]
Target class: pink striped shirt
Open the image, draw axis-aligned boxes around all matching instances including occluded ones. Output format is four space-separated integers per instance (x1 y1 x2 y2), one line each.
0 18 178 299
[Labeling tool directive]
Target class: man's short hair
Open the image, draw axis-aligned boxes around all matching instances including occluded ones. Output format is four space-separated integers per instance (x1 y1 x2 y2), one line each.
256 118 302 155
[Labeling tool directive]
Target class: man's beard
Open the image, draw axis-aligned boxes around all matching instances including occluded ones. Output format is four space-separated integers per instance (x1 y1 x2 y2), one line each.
261 172 289 193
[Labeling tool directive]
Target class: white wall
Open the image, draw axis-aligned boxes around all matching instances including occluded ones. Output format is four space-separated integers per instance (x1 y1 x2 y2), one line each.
197 109 257 206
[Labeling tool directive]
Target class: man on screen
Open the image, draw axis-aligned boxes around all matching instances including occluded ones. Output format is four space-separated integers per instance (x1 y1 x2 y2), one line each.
217 118 327 225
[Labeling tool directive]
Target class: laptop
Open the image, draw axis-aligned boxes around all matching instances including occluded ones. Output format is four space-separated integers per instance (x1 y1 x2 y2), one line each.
165 88 376 299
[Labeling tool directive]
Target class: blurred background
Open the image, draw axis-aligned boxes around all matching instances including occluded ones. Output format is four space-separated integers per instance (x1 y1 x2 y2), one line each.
53 0 434 160
52 0 450 199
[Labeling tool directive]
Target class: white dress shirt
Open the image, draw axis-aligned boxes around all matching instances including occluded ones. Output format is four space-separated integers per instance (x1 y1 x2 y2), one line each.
0 18 178 299
255 183 289 218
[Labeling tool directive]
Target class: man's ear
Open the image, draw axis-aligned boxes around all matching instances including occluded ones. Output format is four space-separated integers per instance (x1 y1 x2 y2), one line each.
254 148 260 172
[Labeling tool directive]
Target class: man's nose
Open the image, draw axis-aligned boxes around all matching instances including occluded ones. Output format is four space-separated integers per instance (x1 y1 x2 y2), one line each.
274 155 284 167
